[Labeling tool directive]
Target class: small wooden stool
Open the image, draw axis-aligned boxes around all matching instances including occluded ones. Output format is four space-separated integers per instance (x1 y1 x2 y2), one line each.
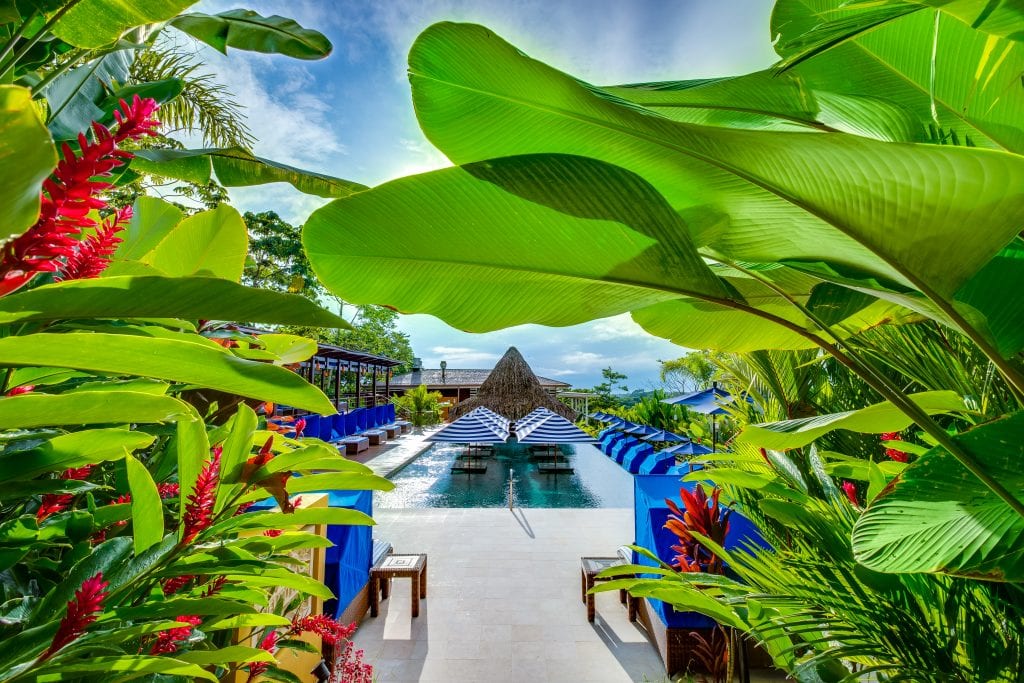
581 556 632 623
370 553 427 618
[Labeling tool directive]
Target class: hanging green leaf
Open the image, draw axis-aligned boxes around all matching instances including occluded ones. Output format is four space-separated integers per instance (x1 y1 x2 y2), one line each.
0 86 57 244
132 147 367 198
0 333 335 414
738 391 967 450
169 9 332 59
0 391 193 429
131 204 247 280
852 411 1024 580
0 429 152 481
0 276 350 328
125 453 163 554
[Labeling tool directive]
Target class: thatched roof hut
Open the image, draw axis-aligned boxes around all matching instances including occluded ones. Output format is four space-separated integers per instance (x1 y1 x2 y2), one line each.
450 347 577 421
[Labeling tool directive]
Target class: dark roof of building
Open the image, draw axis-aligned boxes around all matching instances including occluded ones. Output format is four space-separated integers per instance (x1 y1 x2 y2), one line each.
390 368 571 388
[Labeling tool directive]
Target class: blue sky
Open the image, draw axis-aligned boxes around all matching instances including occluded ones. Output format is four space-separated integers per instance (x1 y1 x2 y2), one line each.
191 0 779 389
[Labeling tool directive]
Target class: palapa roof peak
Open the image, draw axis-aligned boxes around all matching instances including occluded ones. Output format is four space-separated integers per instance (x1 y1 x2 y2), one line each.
450 347 577 421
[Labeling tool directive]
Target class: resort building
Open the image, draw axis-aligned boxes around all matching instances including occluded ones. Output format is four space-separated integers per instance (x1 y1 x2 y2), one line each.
388 351 571 408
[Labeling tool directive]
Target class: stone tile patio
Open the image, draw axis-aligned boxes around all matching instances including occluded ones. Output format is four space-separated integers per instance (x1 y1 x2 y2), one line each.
351 507 672 682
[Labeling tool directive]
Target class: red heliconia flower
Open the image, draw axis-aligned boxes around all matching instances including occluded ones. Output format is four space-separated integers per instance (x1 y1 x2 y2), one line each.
6 385 34 396
157 482 180 499
842 480 859 506
246 630 279 682
56 206 131 281
41 572 109 660
664 486 731 574
149 615 202 655
880 431 908 462
161 575 194 597
182 446 222 543
0 96 160 296
290 615 356 646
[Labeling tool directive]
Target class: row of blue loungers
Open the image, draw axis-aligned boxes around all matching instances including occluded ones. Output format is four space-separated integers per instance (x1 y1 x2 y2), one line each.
597 427 688 475
301 405 411 455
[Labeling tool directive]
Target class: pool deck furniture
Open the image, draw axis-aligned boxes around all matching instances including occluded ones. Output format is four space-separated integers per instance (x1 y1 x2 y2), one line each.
580 556 630 623
370 553 428 618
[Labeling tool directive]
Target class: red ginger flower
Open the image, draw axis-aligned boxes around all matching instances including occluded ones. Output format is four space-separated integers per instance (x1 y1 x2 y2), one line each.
293 418 306 437
149 615 201 655
203 575 228 597
42 572 109 660
36 494 73 523
6 385 34 396
246 630 279 682
334 640 373 683
182 446 222 543
880 431 908 462
0 96 159 296
157 482 180 499
842 480 859 506
56 206 131 281
291 615 356 646
161 575 193 597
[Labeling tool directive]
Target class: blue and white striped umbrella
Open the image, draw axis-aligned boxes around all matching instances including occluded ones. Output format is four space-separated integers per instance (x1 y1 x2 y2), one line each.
427 411 509 443
516 412 597 444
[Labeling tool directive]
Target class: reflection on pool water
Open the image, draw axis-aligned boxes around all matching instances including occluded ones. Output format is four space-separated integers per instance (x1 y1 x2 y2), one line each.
376 442 634 508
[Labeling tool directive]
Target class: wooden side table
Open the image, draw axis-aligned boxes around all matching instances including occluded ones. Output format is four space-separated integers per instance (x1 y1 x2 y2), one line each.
370 553 427 618
581 556 633 623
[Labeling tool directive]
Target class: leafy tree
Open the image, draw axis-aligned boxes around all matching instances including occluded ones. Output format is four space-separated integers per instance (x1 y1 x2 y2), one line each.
242 210 325 302
585 366 629 410
332 304 415 371
660 351 721 394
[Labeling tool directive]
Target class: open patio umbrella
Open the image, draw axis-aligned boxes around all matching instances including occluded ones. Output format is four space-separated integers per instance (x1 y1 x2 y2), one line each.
426 411 509 443
516 413 597 444
662 382 749 451
662 441 713 456
640 429 688 444
624 424 661 437
612 419 638 431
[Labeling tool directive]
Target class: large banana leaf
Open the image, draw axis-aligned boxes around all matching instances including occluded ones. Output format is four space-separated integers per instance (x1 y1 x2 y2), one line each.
603 71 925 142
852 411 1024 580
51 0 198 48
132 148 367 199
737 390 967 450
108 203 248 280
305 154 728 332
407 22 1024 304
169 9 332 59
0 275 350 328
0 391 194 429
0 333 334 413
0 86 57 244
772 0 1024 152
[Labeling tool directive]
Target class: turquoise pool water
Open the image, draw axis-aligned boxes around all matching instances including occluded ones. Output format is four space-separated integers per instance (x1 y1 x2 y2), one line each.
375 442 634 508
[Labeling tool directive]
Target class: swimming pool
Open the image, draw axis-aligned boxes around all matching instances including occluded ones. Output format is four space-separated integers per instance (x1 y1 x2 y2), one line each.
375 442 634 508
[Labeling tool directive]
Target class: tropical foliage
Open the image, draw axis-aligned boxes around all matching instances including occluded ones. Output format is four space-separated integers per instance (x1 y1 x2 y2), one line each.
0 3 388 680
393 384 445 427
299 0 1024 678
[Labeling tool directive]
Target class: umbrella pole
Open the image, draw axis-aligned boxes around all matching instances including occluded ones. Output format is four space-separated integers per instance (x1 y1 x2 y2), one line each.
712 414 717 453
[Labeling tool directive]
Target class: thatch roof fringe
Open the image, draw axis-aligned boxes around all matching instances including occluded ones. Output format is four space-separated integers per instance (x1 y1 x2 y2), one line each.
450 347 577 421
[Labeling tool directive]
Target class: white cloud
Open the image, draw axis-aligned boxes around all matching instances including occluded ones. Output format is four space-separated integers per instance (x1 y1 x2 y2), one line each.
588 314 652 341
559 351 610 368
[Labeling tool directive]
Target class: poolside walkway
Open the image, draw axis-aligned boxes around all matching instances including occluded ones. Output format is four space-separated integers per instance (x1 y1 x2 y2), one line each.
350 507 669 682
351 427 439 478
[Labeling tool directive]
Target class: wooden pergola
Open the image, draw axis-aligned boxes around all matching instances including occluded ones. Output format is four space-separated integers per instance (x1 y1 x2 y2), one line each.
299 342 404 412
